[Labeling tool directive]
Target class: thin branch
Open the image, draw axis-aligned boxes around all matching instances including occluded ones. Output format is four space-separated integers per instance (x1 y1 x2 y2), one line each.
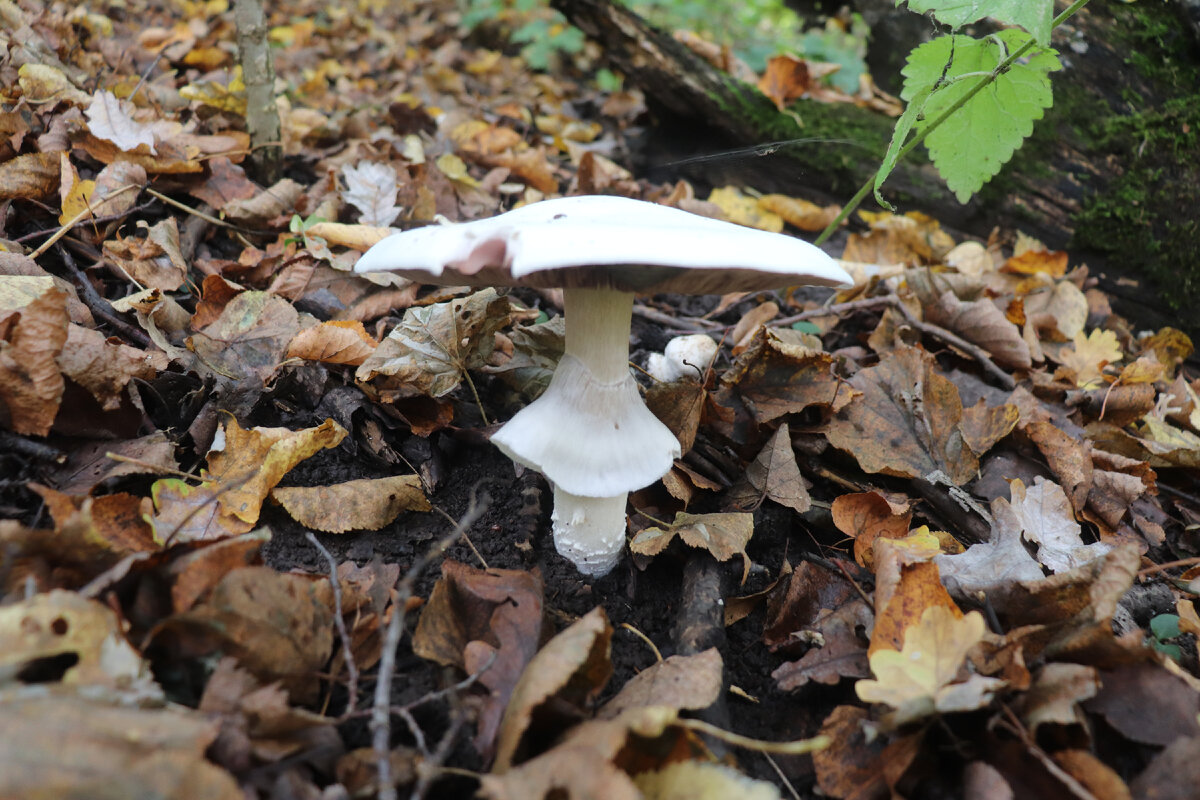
372 489 490 800
306 531 360 717
56 247 154 350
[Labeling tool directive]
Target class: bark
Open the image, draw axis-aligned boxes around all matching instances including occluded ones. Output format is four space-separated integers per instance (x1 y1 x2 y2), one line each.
552 0 1200 334
233 0 282 186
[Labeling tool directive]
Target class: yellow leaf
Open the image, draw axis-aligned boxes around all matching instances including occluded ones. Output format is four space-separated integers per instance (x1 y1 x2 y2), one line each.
707 186 783 232
855 607 1004 726
1059 329 1122 389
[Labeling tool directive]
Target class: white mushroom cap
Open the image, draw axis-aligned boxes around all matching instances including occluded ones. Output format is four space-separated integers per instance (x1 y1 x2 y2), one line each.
354 195 852 292
647 334 720 382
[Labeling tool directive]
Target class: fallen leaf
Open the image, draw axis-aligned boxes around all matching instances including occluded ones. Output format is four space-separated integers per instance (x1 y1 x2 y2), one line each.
85 90 157 153
205 417 348 526
272 475 429 533
0 285 69 435
826 346 978 485
59 324 168 410
0 151 60 200
341 161 403 226
758 193 841 232
856 607 1005 726
1009 477 1113 573
708 185 783 232
187 291 302 384
936 491 1046 603
285 320 378 366
0 589 160 698
1085 664 1200 746
493 606 612 772
722 327 849 424
634 761 782 800
356 288 512 398
630 512 754 582
0 693 240 800
924 290 1032 369
172 566 334 703
727 423 811 513
1058 328 1122 389
831 491 914 569
599 648 723 720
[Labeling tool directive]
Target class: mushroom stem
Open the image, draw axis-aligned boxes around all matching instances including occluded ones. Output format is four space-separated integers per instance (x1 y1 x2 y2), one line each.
562 286 634 383
550 487 628 577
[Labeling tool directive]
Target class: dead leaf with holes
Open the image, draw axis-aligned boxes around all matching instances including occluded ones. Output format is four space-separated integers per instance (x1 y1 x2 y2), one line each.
856 607 1005 727
630 512 755 583
1008 477 1113 573
0 589 161 699
357 288 512 399
272 474 429 533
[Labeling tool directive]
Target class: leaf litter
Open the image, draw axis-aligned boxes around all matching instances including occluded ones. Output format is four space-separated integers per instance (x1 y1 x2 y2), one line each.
0 0 1199 798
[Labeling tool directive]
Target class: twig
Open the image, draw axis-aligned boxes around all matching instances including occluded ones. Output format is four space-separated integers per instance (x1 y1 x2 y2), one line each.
411 693 468 800
892 301 1015 390
633 303 722 332
306 531 360 716
620 622 664 663
15 199 156 245
0 431 65 463
29 184 139 258
373 489 491 800
770 295 897 328
56 247 154 350
1138 556 1200 578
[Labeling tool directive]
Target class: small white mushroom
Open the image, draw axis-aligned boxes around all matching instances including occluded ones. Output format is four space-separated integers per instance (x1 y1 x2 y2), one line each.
355 195 851 576
647 334 720 382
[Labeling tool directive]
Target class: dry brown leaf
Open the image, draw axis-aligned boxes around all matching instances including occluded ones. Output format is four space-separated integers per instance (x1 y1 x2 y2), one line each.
758 193 842 232
924 290 1032 369
644 378 706 455
188 291 302 384
0 151 61 200
412 561 544 756
272 475 429 533
599 648 723 720
757 53 814 110
831 491 914 569
0 693 240 800
630 512 755 582
727 423 811 513
722 327 848 424
286 320 378 366
59 323 168 410
1026 420 1094 512
870 532 962 656
493 606 612 772
826 346 978 485
1016 662 1099 739
813 705 921 800
173 566 334 703
166 530 270 613
1085 664 1200 746
0 285 68 435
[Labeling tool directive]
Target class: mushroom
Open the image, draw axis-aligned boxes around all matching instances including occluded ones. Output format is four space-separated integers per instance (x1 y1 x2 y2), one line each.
647 334 721 383
355 195 851 576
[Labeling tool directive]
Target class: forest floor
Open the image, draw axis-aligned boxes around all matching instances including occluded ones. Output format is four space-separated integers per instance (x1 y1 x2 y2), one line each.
2 1 1200 799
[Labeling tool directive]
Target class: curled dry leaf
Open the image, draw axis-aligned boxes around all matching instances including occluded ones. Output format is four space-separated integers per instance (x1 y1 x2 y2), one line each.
722 327 849 424
493 606 613 772
205 417 348 527
341 161 403 227
85 90 157 153
0 285 69 435
272 475 429 533
869 531 963 655
936 491 1046 604
286 320 378 366
727 423 811 513
1008 477 1113 574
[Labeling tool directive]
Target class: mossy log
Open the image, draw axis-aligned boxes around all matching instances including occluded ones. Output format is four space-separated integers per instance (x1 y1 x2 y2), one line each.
552 0 1200 334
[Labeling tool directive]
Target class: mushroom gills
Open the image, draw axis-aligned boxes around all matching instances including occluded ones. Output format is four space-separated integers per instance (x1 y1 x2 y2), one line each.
550 488 628 577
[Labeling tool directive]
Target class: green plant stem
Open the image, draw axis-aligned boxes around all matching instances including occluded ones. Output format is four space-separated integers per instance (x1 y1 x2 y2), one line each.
814 0 1092 246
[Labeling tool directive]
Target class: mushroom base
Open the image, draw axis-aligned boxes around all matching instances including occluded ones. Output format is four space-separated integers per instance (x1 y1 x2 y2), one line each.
550 487 628 577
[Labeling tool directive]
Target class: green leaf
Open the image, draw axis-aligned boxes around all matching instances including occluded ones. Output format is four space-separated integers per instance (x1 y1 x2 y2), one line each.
902 31 1060 203
874 82 932 210
900 0 1054 45
1150 613 1182 641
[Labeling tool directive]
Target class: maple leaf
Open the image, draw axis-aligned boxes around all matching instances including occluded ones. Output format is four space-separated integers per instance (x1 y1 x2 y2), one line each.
1059 328 1122 389
856 607 1005 726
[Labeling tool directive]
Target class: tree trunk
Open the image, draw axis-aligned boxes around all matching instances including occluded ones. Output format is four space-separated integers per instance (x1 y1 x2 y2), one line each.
552 0 1200 335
